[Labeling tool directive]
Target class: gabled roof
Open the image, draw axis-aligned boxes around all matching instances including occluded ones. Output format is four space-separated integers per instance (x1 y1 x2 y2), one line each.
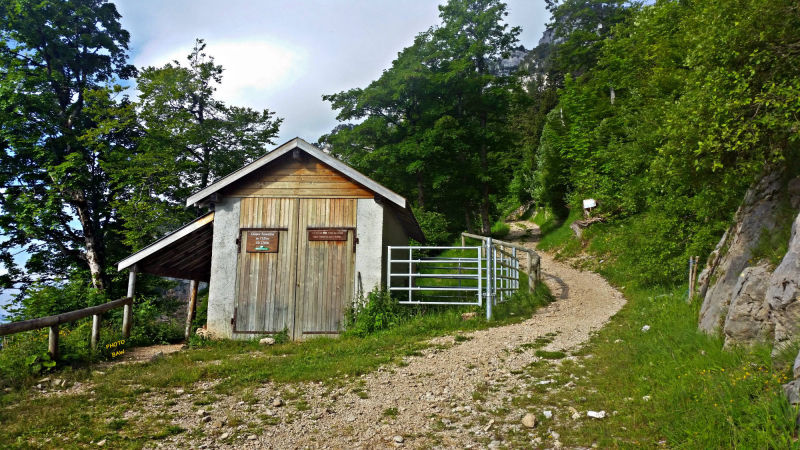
186 137 407 208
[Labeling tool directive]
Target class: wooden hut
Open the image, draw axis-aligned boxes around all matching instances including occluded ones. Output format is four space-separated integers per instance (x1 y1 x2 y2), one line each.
117 138 424 340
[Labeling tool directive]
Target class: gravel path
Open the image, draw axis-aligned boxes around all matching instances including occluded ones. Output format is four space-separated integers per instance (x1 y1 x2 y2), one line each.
162 222 626 449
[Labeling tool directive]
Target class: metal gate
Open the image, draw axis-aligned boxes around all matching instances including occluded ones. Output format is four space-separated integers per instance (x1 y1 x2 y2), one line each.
387 234 541 319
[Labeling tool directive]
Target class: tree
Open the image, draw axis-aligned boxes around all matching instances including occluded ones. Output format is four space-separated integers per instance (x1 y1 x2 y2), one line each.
117 39 283 250
0 0 136 292
323 0 522 236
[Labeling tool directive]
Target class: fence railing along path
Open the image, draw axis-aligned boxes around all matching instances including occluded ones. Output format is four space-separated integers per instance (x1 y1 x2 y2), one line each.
387 232 541 320
0 297 133 359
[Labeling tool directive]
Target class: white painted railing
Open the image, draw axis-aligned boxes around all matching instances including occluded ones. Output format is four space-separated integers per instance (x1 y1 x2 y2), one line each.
387 235 539 319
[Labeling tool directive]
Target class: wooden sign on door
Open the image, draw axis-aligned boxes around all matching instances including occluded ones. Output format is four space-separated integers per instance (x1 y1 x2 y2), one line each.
308 229 348 241
246 230 279 253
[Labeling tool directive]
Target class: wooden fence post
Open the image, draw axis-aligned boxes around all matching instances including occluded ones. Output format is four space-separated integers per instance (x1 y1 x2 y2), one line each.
91 314 101 350
185 280 199 339
527 250 535 293
123 267 136 338
48 325 58 359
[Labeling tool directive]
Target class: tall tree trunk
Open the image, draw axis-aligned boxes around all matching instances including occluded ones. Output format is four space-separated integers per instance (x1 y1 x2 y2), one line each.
465 209 475 234
479 183 491 235
416 173 425 210
72 191 107 291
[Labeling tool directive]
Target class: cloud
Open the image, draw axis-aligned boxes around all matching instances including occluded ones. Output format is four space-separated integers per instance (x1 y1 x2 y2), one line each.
133 39 307 110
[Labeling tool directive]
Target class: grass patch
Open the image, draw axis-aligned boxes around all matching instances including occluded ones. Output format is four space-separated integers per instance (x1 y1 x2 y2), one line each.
531 208 583 252
534 350 566 360
382 407 399 417
491 221 510 238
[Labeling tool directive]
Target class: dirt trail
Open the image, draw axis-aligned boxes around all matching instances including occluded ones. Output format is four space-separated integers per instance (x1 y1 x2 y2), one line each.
162 222 626 449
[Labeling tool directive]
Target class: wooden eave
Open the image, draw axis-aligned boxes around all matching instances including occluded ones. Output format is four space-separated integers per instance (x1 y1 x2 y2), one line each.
116 212 214 282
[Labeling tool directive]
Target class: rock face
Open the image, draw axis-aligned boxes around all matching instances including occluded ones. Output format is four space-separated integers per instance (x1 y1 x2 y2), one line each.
722 264 774 347
698 170 790 333
766 212 800 351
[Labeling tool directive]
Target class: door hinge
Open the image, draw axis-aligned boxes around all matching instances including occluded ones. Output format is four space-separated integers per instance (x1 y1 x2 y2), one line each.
353 236 359 253
235 237 241 253
231 307 237 327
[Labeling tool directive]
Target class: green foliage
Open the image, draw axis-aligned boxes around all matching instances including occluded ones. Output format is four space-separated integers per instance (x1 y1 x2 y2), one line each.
322 0 523 234
345 289 412 338
273 328 290 345
127 297 184 347
8 282 108 321
490 221 510 238
412 207 453 246
24 352 56 375
0 0 136 292
532 0 800 283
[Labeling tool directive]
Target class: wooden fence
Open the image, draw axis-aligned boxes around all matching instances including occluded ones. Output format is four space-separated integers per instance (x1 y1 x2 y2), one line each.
0 297 133 359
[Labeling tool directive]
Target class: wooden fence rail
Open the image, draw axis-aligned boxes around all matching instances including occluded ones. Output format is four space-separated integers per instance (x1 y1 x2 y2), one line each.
0 297 133 359
461 232 541 291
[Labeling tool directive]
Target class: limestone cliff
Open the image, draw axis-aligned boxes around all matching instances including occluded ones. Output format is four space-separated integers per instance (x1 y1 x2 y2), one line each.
696 169 800 350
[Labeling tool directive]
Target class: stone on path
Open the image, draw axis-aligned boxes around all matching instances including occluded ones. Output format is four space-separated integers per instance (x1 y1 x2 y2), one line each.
522 413 537 428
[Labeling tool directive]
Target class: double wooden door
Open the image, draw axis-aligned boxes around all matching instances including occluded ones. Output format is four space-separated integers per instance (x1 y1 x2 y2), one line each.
233 198 356 339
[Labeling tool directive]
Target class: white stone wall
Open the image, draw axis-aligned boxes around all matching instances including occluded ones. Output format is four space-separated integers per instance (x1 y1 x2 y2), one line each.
355 198 384 302
206 197 240 339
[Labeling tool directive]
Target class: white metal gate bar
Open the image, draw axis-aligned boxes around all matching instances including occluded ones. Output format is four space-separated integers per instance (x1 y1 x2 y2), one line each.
388 235 539 319
387 246 483 306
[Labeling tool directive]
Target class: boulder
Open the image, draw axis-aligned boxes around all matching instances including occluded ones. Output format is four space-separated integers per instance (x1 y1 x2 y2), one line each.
765 211 800 351
698 170 798 333
722 263 774 347
783 379 800 405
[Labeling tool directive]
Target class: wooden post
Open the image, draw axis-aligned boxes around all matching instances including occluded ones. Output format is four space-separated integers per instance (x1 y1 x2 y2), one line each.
48 325 58 359
123 267 136 338
185 280 199 339
461 235 465 247
91 314 101 350
527 250 535 293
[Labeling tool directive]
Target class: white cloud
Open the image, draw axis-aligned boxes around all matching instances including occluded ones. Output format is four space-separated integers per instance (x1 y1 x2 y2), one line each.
134 39 306 109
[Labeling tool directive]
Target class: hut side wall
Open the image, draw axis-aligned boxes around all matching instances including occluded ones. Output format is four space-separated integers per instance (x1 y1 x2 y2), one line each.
207 196 241 339
355 198 384 302
382 205 412 290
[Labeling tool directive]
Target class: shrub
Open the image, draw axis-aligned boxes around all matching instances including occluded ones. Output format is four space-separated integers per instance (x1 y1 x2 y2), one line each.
345 289 412 337
412 207 452 245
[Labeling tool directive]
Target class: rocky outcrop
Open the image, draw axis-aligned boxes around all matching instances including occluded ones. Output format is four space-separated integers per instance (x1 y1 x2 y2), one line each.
722 263 774 347
766 212 800 351
698 170 798 334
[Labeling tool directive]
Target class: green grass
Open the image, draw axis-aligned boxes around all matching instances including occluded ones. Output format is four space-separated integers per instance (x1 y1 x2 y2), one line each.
0 282 552 448
530 207 583 252
534 350 566 360
499 211 799 448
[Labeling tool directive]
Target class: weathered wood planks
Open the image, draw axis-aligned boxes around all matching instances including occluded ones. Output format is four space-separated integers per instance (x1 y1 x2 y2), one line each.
225 154 373 199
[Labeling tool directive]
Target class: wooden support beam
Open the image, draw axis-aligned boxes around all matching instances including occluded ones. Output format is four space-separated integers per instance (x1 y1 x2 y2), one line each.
123 267 136 338
48 325 58 359
91 314 100 350
185 280 199 339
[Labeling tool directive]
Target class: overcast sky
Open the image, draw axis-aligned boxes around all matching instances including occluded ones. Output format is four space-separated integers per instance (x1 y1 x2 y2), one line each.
115 0 550 145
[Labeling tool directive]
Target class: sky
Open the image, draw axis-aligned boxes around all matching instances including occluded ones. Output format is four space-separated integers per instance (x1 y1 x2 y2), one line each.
115 0 551 144
0 1 551 321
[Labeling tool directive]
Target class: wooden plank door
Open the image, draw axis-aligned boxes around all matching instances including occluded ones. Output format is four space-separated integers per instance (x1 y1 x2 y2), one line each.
234 198 298 334
294 198 357 339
